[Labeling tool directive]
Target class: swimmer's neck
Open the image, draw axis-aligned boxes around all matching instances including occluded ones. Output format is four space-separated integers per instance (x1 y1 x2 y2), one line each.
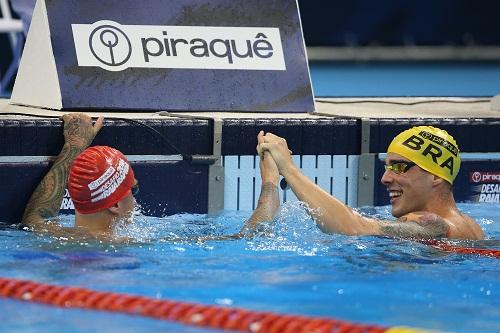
74 211 114 233
421 189 458 219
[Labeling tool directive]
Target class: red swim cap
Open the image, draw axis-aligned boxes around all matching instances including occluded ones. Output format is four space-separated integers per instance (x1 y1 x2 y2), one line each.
68 146 135 214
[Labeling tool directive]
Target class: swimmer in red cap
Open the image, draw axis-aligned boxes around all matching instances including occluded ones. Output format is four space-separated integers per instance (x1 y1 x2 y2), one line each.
21 113 124 239
68 145 138 230
21 113 279 241
258 129 483 240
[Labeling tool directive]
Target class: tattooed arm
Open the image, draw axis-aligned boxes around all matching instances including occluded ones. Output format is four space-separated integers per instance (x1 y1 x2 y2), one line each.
192 133 280 242
216 141 280 240
155 132 280 243
175 154 279 243
21 114 104 231
238 132 280 236
376 212 450 239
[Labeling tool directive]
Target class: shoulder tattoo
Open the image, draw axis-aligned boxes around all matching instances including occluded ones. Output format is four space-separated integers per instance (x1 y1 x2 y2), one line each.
379 212 450 239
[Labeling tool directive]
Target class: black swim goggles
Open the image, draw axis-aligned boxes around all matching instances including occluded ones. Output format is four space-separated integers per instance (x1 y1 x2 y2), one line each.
131 182 140 196
384 161 417 175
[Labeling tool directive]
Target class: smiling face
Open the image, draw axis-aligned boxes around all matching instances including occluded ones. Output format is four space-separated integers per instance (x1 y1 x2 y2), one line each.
381 153 435 217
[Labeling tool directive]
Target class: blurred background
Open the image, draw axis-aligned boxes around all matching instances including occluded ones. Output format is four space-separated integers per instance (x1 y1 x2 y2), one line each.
301 0 500 48
1 0 500 97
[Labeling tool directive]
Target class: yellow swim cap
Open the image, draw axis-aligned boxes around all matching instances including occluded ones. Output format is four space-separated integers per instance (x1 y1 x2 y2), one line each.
387 126 460 184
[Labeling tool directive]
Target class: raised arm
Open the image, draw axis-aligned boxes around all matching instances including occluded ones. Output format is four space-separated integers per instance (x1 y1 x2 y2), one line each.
21 114 104 230
258 133 452 239
239 131 280 236
258 132 380 235
190 131 280 242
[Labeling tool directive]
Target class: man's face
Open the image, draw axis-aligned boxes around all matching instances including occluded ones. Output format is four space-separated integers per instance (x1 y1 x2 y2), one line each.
380 153 434 217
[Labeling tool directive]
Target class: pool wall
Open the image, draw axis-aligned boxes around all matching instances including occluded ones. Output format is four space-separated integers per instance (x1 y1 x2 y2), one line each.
1 114 500 223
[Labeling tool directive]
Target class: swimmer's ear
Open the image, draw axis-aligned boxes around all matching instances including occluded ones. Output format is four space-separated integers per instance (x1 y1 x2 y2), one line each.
432 175 446 187
107 204 120 215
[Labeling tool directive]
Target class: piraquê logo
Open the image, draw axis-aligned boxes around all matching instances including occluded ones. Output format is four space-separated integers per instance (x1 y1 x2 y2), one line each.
470 171 500 183
72 20 286 72
471 171 482 183
89 24 132 67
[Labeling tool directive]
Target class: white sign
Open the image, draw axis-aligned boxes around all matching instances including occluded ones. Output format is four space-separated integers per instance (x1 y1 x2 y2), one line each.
72 20 286 72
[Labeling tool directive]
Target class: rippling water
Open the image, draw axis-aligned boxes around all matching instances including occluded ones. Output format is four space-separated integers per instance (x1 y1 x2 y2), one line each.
0 202 499 333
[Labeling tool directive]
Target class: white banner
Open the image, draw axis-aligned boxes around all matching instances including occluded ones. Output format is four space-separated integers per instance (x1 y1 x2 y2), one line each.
72 20 286 72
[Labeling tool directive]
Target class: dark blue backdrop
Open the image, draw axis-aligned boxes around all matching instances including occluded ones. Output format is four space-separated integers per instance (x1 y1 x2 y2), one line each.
298 0 500 46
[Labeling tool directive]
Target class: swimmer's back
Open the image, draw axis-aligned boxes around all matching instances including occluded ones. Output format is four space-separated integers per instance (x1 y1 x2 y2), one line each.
446 211 484 240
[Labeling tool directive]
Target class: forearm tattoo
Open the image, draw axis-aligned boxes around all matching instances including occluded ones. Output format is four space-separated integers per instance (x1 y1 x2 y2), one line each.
379 212 450 239
64 117 97 150
22 117 95 226
22 145 74 225
242 182 279 232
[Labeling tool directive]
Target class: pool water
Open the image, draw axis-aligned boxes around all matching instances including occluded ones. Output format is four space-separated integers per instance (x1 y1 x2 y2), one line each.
0 202 499 333
309 61 500 97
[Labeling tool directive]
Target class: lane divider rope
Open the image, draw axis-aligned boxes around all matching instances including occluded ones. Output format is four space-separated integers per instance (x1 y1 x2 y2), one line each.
422 240 500 258
0 277 431 333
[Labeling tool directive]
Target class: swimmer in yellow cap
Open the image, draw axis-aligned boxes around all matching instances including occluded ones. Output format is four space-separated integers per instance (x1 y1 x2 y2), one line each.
258 127 484 240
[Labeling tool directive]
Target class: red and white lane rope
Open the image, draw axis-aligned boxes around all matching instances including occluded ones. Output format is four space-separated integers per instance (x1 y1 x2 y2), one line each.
422 240 500 258
0 277 431 333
